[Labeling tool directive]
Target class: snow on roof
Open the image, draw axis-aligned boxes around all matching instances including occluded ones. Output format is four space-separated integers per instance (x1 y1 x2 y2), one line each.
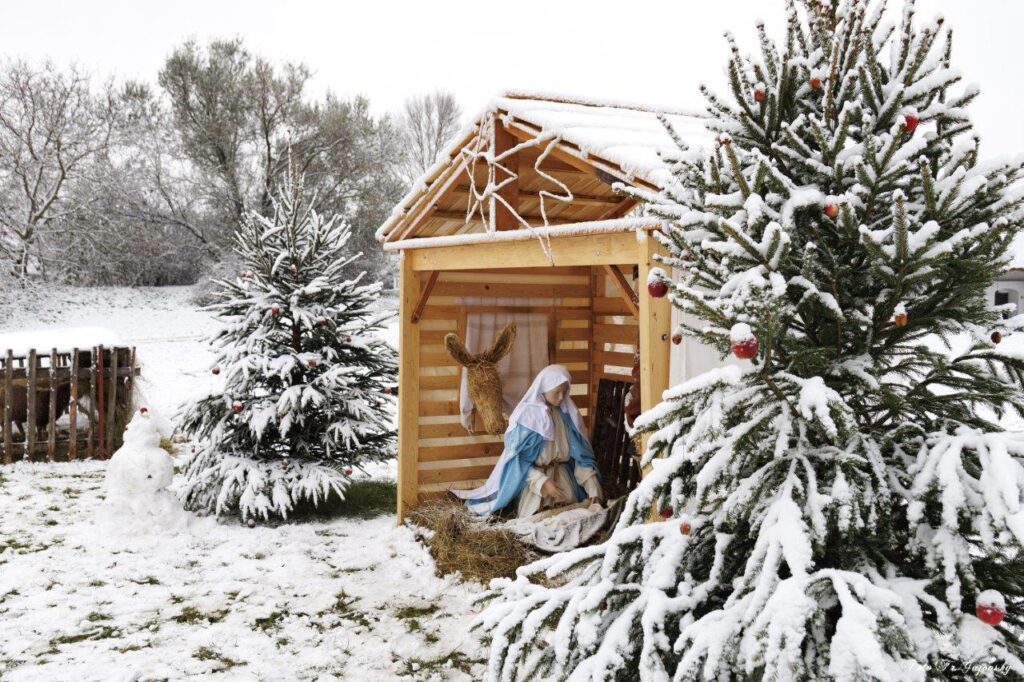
495 91 712 188
0 326 121 355
376 91 712 243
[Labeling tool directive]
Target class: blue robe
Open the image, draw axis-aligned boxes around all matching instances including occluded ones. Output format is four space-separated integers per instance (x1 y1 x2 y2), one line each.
464 410 601 516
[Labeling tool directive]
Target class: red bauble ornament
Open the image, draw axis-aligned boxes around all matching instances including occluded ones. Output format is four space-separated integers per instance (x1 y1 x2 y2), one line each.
308 359 318 368
992 330 1003 344
661 506 674 519
824 203 840 220
344 467 353 476
316 317 327 327
383 386 393 395
809 77 822 90
732 338 759 360
648 280 668 298
271 305 281 317
246 519 256 529
902 114 919 134
212 367 221 375
672 333 682 345
894 312 908 327
344 335 353 343
754 88 765 103
232 401 242 414
679 521 692 535
139 407 149 415
977 605 1005 626
976 590 1006 626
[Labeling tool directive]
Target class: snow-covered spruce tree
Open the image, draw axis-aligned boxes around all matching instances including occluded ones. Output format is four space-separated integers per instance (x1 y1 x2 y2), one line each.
179 167 396 522
479 2 1024 680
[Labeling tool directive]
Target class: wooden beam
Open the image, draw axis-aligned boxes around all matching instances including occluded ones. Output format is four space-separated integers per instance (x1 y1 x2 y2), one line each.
409 231 640 271
637 230 671 473
397 252 422 523
451 187 620 207
410 271 440 323
494 124 519 231
603 265 639 318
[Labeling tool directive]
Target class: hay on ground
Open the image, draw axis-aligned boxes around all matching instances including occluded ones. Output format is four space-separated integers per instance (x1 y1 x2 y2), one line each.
408 499 536 584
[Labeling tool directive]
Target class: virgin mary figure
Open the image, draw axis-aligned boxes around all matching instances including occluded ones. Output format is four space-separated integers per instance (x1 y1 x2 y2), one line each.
452 364 602 517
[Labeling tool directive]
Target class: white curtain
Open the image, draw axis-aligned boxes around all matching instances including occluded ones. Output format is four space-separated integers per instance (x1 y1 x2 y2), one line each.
457 297 552 431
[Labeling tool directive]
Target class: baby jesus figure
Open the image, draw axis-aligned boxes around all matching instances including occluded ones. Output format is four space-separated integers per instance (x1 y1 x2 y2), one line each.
453 364 602 518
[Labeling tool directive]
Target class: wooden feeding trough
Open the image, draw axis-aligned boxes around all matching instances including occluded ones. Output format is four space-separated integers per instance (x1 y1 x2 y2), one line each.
0 345 139 463
379 93 711 521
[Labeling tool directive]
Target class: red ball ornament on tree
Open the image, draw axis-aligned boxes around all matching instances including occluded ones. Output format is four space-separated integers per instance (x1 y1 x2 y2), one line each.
754 85 765 103
893 304 908 328
809 76 822 91
308 359 318 368
730 323 759 360
383 386 393 395
316 317 327 328
902 114 919 134
232 401 242 414
647 267 669 299
139 407 149 415
212 367 221 375
271 305 281 317
824 203 840 220
246 519 256 529
991 330 1003 344
344 467 353 476
976 590 1006 626
679 521 692 536
672 332 682 346
661 506 674 519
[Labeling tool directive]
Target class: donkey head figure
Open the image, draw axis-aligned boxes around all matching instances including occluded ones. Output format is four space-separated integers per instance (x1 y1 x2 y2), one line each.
444 323 517 435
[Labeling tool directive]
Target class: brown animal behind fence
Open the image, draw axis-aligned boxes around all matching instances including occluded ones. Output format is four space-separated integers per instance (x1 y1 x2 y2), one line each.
0 346 138 464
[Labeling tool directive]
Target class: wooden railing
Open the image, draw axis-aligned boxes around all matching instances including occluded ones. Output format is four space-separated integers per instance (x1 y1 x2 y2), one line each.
0 346 138 463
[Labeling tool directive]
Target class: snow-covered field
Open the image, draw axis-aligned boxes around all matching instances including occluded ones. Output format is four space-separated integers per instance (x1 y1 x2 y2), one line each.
0 286 488 681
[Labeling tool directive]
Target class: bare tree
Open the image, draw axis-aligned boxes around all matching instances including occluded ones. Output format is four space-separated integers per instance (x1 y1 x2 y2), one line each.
0 60 117 280
396 91 462 185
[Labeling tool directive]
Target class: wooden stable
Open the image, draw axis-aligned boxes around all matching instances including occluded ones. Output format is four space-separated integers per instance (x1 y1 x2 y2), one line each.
378 94 699 521
0 346 138 463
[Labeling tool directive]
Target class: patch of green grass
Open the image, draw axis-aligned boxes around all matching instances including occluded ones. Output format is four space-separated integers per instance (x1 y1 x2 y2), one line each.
322 590 373 629
173 605 228 625
0 588 19 605
288 479 397 521
88 580 106 588
395 604 439 620
129 576 162 586
50 625 119 648
397 651 484 677
45 519 58 526
254 611 286 632
85 612 111 622
424 632 439 644
193 646 243 671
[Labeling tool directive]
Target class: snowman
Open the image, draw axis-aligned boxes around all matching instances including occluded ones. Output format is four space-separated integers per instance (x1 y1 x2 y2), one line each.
101 408 188 533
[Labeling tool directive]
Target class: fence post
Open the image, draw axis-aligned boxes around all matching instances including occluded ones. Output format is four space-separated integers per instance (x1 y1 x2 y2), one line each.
2 350 11 464
26 349 37 462
69 349 79 460
106 348 118 456
96 346 105 458
47 348 57 462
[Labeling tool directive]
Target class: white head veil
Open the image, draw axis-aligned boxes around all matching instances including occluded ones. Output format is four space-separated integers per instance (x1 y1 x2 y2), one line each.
451 364 582 506
506 364 582 440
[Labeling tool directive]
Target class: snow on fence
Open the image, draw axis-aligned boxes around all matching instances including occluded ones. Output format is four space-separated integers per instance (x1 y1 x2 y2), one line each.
0 346 138 463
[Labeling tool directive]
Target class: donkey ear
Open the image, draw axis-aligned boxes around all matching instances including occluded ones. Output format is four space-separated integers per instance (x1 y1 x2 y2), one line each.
445 333 474 366
482 323 517 363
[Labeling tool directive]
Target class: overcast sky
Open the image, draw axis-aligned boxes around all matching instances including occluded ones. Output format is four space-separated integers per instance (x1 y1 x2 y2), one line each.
2 0 1022 155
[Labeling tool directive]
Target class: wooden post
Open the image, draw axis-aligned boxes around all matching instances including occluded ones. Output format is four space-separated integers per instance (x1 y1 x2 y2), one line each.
2 350 11 464
69 349 79 460
26 349 37 462
106 348 119 456
87 347 97 459
396 252 421 523
47 348 57 462
493 123 520 231
637 230 671 469
96 346 105 458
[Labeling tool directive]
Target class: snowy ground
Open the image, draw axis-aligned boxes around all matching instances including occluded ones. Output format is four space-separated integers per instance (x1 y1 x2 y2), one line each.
0 286 489 681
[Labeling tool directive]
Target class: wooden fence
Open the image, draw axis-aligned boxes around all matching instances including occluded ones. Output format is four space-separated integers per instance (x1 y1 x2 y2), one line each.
591 378 641 498
0 346 138 464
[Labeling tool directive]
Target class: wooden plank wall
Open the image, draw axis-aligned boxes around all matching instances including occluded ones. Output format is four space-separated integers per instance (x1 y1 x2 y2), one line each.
414 266 601 503
589 264 639 420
